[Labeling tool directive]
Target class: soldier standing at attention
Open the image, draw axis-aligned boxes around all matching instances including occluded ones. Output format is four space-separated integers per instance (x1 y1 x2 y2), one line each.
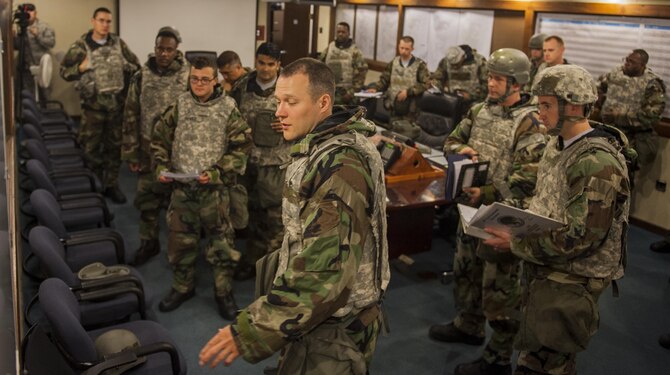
367 36 430 138
151 57 251 320
60 7 140 204
430 49 546 375
319 21 368 105
199 58 390 373
485 65 631 375
229 42 287 281
217 50 251 94
596 50 666 178
121 26 189 266
432 45 488 104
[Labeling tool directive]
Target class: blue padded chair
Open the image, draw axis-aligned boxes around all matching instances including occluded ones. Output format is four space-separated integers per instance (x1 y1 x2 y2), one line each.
23 122 78 151
26 160 111 225
28 226 146 327
39 278 186 375
24 138 86 170
30 189 128 269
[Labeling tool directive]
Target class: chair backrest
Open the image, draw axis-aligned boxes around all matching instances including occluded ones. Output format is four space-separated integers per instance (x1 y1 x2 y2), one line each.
418 93 459 118
29 226 78 286
22 123 44 143
30 189 68 238
26 159 59 197
24 139 53 170
39 278 98 363
22 98 40 115
21 107 42 128
185 50 217 66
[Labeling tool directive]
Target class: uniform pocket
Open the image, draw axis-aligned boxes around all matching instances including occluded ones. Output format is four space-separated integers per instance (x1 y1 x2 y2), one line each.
517 278 599 353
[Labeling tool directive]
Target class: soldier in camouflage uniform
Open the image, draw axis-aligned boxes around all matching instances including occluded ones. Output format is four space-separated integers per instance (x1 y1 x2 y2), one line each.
530 35 568 89
319 21 368 105
525 33 547 93
15 3 55 100
431 49 546 375
199 58 390 374
432 45 488 104
367 36 430 139
151 57 251 320
596 49 666 174
229 42 287 281
60 7 140 204
121 26 189 266
217 50 252 94
485 64 632 375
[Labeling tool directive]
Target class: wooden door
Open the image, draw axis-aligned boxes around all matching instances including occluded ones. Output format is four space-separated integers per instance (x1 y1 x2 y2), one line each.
270 3 311 66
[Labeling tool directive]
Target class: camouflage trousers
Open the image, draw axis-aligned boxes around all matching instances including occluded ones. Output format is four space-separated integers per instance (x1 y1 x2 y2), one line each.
453 222 522 366
78 108 123 188
277 314 381 374
134 172 171 241
239 163 285 268
167 184 241 296
515 266 609 375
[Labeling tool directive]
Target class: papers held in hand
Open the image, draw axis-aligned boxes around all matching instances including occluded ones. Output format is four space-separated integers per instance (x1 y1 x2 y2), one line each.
159 170 200 180
354 91 383 99
445 154 489 201
457 202 564 240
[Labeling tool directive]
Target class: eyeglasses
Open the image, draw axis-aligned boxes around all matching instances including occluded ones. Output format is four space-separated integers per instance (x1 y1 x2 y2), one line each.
189 76 215 85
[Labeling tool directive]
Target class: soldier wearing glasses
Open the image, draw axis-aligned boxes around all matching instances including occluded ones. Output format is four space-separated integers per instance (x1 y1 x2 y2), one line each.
121 26 189 266
150 56 251 320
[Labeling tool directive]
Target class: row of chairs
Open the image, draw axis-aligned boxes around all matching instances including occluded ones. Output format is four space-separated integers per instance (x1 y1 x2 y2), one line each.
17 90 187 374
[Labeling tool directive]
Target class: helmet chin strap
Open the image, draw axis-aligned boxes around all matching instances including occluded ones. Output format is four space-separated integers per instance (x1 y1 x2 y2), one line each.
549 100 592 136
487 79 514 105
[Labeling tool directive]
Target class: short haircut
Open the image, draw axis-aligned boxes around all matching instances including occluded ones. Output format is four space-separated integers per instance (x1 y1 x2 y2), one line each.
632 49 649 64
256 42 282 61
280 58 335 102
217 51 241 68
544 35 564 47
400 36 414 46
191 56 217 73
337 22 350 32
93 7 111 18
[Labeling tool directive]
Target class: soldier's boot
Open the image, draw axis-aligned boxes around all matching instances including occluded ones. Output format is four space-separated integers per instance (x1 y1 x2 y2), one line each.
105 186 127 204
650 240 670 253
428 322 484 345
132 239 160 266
455 359 511 375
215 291 239 320
233 263 256 281
659 333 670 349
158 288 195 312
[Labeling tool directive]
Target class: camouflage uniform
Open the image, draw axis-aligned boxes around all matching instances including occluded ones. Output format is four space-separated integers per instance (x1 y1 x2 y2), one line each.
226 67 252 94
512 122 630 375
121 52 190 242
60 31 140 189
432 50 488 103
597 66 666 169
320 39 368 105
444 95 546 366
151 86 251 296
230 71 290 269
372 55 430 137
231 108 390 373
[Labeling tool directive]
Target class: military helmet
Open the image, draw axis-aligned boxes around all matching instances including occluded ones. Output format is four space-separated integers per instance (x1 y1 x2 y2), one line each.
528 33 547 50
487 48 531 84
446 46 465 65
94 329 142 356
532 65 597 105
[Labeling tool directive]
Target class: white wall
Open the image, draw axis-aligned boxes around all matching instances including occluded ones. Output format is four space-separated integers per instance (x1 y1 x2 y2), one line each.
119 0 256 69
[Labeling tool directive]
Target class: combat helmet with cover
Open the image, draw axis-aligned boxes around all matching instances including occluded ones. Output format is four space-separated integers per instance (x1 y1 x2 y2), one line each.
528 33 548 50
486 48 530 103
532 64 598 133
